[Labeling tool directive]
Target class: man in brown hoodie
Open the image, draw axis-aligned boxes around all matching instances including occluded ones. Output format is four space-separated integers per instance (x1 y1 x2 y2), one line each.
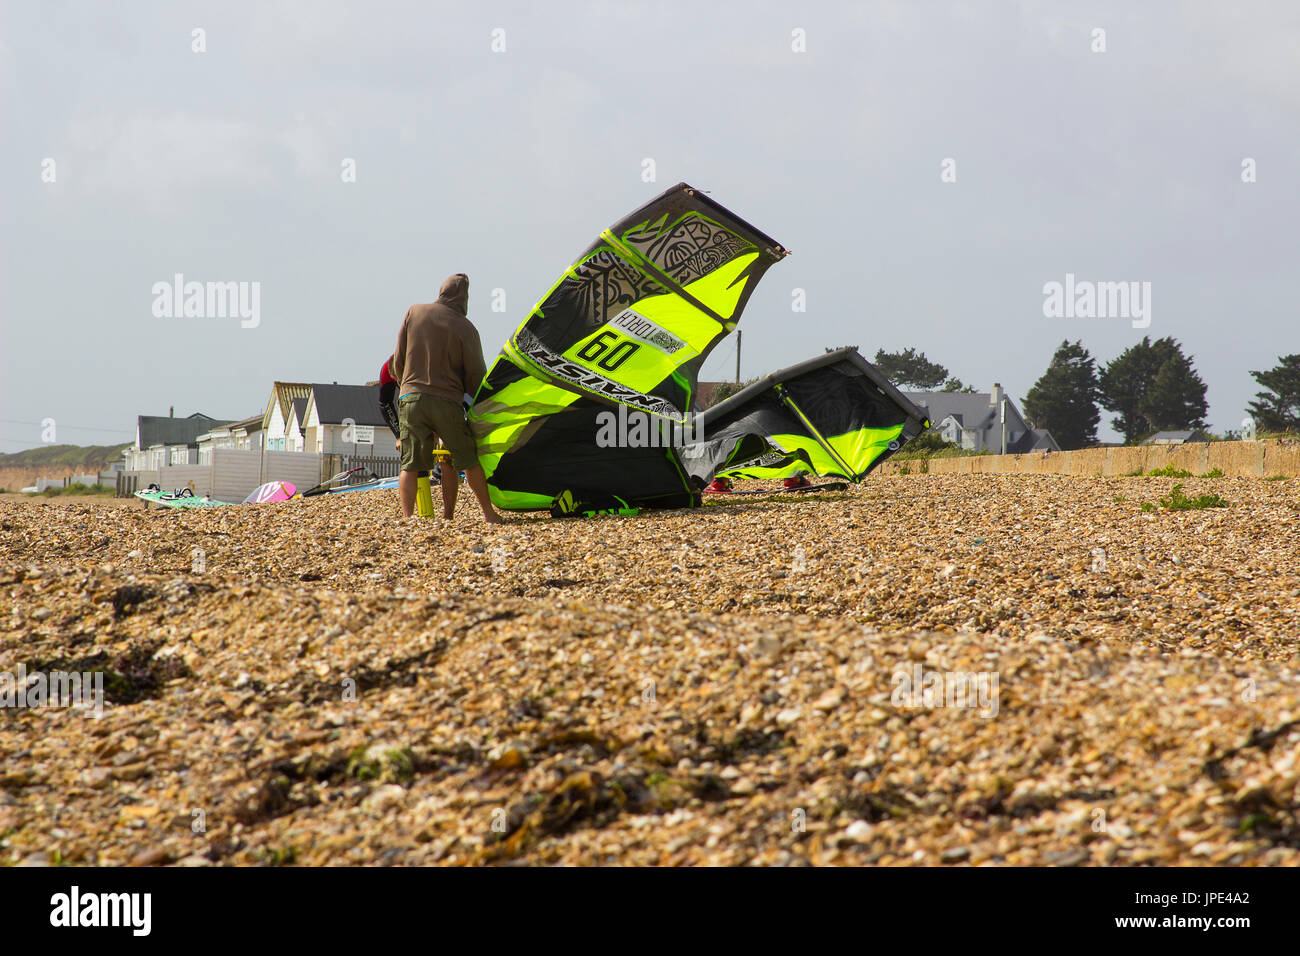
389 274 501 524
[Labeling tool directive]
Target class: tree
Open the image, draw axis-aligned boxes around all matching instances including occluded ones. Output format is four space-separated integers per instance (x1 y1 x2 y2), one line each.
1247 355 1300 433
1098 337 1205 443
1139 350 1208 432
872 348 950 390
706 378 757 408
1022 340 1100 450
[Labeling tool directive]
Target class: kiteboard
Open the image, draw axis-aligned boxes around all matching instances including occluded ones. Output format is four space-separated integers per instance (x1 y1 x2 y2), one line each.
135 481 297 509
327 476 400 495
134 487 228 509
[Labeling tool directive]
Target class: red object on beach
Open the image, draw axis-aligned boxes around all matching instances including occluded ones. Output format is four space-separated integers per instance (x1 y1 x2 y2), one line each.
782 474 811 489
705 477 733 494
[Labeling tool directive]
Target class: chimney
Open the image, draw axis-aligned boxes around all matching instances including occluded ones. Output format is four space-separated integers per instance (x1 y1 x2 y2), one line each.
990 383 1002 407
170 406 174 418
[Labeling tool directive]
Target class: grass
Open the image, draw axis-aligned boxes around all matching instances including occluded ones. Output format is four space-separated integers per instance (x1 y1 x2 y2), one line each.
0 443 129 470
1200 468 1225 478
1265 474 1289 482
262 846 297 866
1147 465 1193 478
1158 483 1230 511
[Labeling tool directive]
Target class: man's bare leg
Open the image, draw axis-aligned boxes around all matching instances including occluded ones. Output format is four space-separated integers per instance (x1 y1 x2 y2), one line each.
440 464 458 519
464 464 503 524
398 470 418 518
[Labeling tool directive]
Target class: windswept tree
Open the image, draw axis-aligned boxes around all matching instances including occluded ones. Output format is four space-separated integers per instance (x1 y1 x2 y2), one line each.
1140 349 1208 432
1022 340 1100 450
872 348 951 390
1099 337 1206 442
1247 354 1300 432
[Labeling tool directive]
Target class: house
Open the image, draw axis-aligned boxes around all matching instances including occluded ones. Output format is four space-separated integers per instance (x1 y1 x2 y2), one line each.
262 382 313 451
195 413 265 463
125 411 236 470
302 383 397 456
227 414 266 452
904 384 1060 454
1140 429 1210 446
195 424 235 465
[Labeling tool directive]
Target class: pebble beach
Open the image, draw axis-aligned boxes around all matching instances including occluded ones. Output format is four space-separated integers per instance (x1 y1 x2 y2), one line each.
2 474 1297 866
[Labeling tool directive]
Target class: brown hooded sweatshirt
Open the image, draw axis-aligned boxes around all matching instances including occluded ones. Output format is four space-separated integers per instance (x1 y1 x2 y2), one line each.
389 274 487 404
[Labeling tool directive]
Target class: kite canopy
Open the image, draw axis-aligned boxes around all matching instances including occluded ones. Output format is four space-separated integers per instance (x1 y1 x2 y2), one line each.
679 348 931 483
241 481 296 504
469 182 789 511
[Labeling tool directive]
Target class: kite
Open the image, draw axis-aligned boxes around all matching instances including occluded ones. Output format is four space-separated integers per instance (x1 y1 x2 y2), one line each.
467 183 930 515
468 182 789 511
681 348 929 484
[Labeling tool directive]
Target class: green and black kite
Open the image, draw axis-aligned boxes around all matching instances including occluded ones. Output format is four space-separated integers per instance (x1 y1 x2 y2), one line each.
468 183 928 513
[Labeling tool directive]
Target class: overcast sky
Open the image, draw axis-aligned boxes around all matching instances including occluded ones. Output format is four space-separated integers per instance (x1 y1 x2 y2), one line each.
3 0 1297 450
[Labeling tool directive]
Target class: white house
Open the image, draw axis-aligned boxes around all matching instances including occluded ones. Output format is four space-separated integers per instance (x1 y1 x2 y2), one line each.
302 383 398 456
262 382 313 451
196 424 235 465
228 414 266 451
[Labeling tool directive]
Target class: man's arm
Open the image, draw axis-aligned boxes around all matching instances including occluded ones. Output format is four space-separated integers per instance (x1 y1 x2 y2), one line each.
462 325 487 404
390 309 411 386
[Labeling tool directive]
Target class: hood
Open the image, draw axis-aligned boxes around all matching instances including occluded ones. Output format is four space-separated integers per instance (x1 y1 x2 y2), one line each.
438 273 469 315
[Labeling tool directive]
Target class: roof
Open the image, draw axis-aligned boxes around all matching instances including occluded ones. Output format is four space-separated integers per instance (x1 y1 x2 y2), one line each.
264 382 313 429
1140 430 1208 445
226 414 265 433
288 398 308 433
308 383 388 427
904 392 1001 433
1016 428 1060 453
136 413 236 450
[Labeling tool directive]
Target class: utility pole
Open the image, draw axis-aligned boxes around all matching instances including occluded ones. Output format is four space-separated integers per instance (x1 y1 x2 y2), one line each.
1000 398 1007 455
735 330 742 383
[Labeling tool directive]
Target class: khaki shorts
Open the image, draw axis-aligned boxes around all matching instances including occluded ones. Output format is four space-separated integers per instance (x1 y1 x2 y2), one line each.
398 393 479 472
